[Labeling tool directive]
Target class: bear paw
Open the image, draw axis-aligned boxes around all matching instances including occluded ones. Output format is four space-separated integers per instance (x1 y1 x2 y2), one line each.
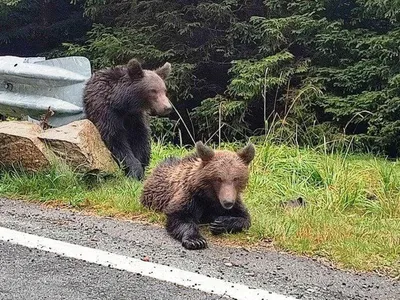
126 166 144 180
182 237 208 250
209 219 228 235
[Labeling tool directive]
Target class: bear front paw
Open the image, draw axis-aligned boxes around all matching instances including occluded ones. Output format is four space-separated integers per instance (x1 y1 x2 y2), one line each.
126 166 144 180
209 219 228 235
182 237 208 250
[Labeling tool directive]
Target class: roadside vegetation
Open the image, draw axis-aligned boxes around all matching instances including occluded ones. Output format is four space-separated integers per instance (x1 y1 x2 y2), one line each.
1 140 399 277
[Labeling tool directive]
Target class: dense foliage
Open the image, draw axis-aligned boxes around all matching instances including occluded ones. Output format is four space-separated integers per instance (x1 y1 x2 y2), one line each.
1 0 399 156
0 0 90 56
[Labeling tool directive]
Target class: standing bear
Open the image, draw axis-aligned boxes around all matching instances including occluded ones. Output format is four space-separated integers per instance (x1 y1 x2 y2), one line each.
140 141 255 250
83 59 172 180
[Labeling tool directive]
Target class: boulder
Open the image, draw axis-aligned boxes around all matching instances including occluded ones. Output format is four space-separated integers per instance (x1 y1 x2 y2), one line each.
39 119 118 174
0 121 51 171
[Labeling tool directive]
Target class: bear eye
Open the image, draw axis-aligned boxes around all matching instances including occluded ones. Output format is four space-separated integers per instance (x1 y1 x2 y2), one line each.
150 89 157 94
216 177 223 182
233 177 239 182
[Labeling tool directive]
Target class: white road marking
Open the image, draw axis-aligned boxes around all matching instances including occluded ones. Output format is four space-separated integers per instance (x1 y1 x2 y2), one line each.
0 226 296 300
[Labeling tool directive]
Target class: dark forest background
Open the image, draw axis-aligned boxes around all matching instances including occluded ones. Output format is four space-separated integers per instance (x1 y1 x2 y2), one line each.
1 0 399 156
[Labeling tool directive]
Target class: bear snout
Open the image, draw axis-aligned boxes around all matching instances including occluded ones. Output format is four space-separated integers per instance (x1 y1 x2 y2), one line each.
154 95 173 116
149 104 172 117
217 183 237 210
161 105 172 115
221 200 235 210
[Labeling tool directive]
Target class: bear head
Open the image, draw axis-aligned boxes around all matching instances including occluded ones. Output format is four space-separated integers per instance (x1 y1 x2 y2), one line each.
126 58 172 116
195 141 255 210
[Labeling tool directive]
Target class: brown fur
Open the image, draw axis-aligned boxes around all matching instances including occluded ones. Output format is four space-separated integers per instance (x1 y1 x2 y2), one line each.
141 151 250 213
140 142 255 250
83 59 172 180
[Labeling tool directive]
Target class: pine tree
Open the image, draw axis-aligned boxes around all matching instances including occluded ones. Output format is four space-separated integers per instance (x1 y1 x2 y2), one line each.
10 0 399 156
0 0 91 56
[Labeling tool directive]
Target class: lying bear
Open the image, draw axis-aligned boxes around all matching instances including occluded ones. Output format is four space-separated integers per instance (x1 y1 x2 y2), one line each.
140 141 255 250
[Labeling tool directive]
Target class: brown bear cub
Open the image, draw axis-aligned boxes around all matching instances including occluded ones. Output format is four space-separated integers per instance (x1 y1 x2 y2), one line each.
83 58 172 180
140 141 255 250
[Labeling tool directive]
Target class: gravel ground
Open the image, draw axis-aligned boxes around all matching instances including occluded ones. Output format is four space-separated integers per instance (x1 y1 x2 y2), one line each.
0 198 398 300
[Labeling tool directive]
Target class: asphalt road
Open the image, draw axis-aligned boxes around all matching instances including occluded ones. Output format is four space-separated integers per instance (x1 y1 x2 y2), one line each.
0 242 221 300
0 198 399 300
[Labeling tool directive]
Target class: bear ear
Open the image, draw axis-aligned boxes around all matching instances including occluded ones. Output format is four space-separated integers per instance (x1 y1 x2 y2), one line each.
195 141 215 162
127 59 144 80
237 143 255 165
155 62 172 80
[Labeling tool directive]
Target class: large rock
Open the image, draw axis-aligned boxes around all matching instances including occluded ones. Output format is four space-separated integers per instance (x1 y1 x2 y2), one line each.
39 119 118 174
0 121 51 171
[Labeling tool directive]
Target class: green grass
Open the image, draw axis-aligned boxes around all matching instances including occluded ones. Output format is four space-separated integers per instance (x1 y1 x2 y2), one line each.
0 142 399 277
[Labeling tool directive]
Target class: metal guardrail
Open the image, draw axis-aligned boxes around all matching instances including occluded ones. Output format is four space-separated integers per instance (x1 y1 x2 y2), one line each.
0 55 91 127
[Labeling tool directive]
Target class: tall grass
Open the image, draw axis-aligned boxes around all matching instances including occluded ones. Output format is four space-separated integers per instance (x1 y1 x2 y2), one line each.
0 141 399 276
241 141 399 275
